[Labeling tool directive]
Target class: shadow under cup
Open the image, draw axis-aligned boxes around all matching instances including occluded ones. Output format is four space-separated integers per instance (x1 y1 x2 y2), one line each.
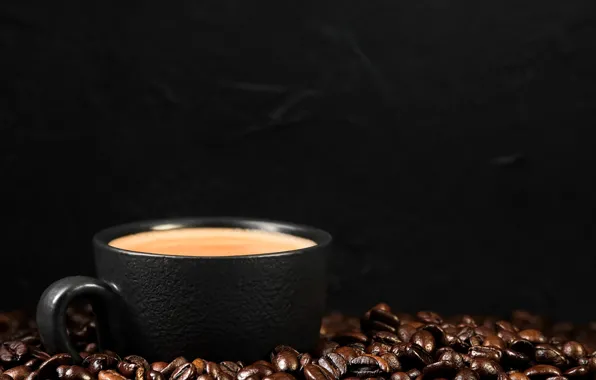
36 218 332 362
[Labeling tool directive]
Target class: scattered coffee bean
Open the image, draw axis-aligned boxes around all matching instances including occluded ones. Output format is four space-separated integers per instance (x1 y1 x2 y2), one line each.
61 366 93 380
411 331 435 354
390 372 410 380
161 357 189 378
508 372 529 380
381 353 401 372
334 332 368 346
196 376 214 380
519 331 547 344
422 361 458 379
2 365 31 380
191 359 206 374
171 363 198 380
98 370 127 380
263 373 296 380
469 358 502 378
483 336 506 350
561 342 586 362
524 365 561 378
417 313 443 325
318 353 347 378
398 326 418 344
406 369 421 379
299 354 314 369
562 366 588 377
303 364 334 380
535 345 568 367
335 347 359 363
272 350 299 373
454 368 479 380
83 354 118 375
36 354 73 380
145 370 164 380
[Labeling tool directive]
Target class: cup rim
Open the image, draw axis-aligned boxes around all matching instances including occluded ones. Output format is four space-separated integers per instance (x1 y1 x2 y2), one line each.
93 217 332 260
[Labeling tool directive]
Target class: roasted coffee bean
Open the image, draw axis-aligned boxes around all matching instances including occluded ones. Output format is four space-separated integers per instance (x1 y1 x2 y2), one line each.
435 348 464 369
417 312 443 325
441 324 459 336
151 363 168 373
335 347 359 363
381 353 402 372
0 342 28 363
170 363 198 380
562 366 588 378
454 369 479 380
272 350 299 373
37 353 73 380
347 343 367 355
3 365 32 380
469 359 502 378
83 354 119 375
535 345 568 367
253 362 275 372
362 310 400 334
371 331 401 346
237 364 273 380
562 342 587 362
99 370 128 380
422 361 458 380
406 369 421 379
23 371 38 380
162 358 189 378
502 349 531 370
498 331 518 345
146 370 164 380
303 364 334 380
390 372 411 380
366 342 392 356
262 373 296 380
420 325 446 346
333 332 368 346
543 377 567 380
196 376 214 380
191 360 206 375
483 336 506 350
391 343 433 370
348 355 389 377
474 327 494 338
220 362 241 376
519 330 547 344
398 326 418 344
411 331 435 354
461 316 477 327
496 321 517 333
23 358 41 369
469 347 502 362
469 337 484 347
524 365 561 379
508 373 530 380
318 353 347 378
118 356 150 378
510 340 536 358
316 341 340 357
60 366 93 380
299 354 314 369
458 328 475 342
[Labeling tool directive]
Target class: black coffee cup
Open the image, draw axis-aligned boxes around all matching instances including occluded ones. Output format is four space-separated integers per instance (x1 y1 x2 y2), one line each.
36 217 331 362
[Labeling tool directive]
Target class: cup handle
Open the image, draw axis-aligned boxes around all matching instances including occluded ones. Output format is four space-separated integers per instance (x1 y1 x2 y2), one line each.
36 276 118 362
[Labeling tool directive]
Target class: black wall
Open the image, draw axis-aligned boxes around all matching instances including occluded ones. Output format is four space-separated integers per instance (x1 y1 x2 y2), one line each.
2 1 596 321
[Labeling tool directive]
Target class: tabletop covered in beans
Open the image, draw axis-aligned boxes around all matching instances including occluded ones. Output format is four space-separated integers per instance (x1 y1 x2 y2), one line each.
2 303 596 380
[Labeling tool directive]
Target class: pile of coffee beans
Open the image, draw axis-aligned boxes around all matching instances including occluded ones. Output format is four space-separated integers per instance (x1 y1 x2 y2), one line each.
2 303 596 380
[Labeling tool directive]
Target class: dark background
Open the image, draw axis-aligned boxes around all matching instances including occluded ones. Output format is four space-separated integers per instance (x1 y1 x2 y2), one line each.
1 1 596 321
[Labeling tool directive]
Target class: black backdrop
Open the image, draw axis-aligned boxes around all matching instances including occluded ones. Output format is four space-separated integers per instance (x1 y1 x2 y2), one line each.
1 1 596 321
